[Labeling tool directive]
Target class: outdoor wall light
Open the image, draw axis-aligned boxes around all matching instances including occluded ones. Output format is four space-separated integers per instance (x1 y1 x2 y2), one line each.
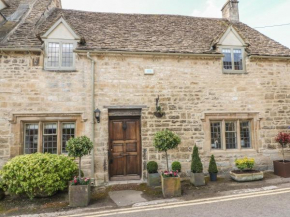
94 108 101 123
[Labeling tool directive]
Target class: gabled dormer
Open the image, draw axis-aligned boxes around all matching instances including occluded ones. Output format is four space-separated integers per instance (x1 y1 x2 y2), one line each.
217 26 247 73
41 17 80 71
0 0 8 11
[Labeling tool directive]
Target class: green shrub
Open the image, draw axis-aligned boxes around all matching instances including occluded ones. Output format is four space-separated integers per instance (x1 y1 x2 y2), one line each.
154 130 181 171
208 155 218 174
171 161 181 172
147 161 158 174
66 136 93 179
0 153 78 199
191 145 203 173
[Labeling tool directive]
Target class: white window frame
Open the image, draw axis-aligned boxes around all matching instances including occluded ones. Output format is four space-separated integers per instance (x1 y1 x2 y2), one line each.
44 39 77 71
220 46 246 74
210 119 252 151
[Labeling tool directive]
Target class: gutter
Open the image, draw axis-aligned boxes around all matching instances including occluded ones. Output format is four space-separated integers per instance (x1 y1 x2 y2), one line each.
86 52 96 184
75 50 224 58
0 48 42 52
249 55 290 60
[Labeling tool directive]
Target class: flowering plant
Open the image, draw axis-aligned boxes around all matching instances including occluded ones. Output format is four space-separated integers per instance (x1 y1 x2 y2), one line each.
71 176 91 186
275 132 290 162
162 171 179 178
235 157 255 171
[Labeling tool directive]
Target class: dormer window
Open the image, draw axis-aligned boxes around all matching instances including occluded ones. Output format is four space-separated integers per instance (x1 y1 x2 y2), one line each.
217 26 247 73
41 18 80 71
222 48 244 71
46 41 75 69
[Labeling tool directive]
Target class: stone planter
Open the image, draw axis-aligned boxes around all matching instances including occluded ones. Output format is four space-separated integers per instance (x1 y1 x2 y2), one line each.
230 170 264 182
147 173 161 187
69 185 91 207
190 172 205 186
161 175 181 198
273 160 290 178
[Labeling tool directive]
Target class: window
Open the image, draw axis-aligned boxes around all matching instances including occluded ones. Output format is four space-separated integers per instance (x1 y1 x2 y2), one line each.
45 41 76 70
210 120 251 150
24 122 75 154
222 48 244 72
24 124 39 154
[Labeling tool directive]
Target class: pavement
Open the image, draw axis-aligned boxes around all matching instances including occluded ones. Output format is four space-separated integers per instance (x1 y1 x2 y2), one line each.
60 186 290 217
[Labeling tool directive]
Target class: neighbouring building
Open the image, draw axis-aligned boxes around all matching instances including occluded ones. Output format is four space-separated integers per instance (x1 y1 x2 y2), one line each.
0 0 290 185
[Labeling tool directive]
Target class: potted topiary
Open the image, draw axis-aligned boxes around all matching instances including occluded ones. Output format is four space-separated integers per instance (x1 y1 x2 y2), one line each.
230 157 263 182
154 130 181 198
67 136 93 207
147 161 160 187
208 155 218 181
273 132 290 178
172 161 181 173
190 145 205 186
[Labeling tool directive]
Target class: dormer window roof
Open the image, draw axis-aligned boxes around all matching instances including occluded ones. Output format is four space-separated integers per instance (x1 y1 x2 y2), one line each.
217 26 247 73
41 17 80 71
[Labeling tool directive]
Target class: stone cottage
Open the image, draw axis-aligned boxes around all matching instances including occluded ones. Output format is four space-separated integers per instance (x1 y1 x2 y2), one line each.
0 0 290 185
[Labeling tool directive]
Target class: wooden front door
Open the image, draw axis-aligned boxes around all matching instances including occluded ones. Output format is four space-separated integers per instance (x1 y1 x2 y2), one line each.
109 117 141 181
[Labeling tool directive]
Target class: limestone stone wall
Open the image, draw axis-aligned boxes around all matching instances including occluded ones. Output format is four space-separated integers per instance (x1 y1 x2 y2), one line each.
0 52 93 176
92 54 290 184
1 52 290 186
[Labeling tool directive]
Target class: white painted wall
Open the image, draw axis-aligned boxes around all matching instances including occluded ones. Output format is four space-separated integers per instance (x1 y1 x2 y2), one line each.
47 23 75 40
0 1 6 11
221 31 243 46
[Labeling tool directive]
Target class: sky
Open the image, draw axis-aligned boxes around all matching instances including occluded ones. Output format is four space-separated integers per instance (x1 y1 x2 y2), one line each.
61 0 290 48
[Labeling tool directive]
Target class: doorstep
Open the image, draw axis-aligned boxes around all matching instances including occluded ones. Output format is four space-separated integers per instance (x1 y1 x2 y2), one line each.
106 179 146 186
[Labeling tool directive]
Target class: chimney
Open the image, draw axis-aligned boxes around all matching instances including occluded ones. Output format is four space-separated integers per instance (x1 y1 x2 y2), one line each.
221 0 240 23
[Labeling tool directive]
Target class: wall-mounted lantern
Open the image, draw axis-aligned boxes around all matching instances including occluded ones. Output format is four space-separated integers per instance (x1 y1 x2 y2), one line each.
94 108 101 123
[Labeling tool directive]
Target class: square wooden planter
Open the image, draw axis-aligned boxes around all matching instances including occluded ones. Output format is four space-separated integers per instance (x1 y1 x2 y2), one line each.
69 185 91 207
230 171 264 182
190 172 205 186
161 175 181 198
147 173 161 187
273 160 290 178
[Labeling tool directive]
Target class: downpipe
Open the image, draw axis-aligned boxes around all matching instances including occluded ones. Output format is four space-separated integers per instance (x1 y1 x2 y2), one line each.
86 52 96 185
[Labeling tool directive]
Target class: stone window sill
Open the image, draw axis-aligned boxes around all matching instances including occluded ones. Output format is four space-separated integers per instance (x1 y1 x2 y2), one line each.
210 149 257 154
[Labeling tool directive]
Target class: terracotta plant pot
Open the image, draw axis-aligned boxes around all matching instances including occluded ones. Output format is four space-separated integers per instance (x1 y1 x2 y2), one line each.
230 170 264 182
209 173 218 181
273 160 290 178
161 175 181 198
190 172 205 186
69 185 91 207
147 173 161 187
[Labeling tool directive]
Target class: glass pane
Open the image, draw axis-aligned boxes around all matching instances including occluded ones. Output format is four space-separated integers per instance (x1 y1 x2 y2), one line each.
222 48 232 70
211 122 222 149
43 123 57 154
225 122 237 149
62 43 74 67
240 121 251 148
24 124 38 154
47 43 60 67
62 123 75 153
233 49 243 70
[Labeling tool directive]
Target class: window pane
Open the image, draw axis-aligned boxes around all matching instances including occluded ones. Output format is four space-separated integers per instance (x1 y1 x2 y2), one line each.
225 122 237 149
24 124 38 154
47 43 60 67
222 48 232 70
240 121 251 148
43 123 57 154
62 43 74 67
62 123 75 153
211 122 222 149
233 49 243 70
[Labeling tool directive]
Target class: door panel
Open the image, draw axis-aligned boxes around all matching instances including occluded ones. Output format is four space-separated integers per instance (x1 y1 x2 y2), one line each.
109 117 141 180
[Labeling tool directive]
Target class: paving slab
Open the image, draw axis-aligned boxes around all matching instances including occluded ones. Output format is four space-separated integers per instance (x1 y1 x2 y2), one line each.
133 198 183 207
108 190 147 207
